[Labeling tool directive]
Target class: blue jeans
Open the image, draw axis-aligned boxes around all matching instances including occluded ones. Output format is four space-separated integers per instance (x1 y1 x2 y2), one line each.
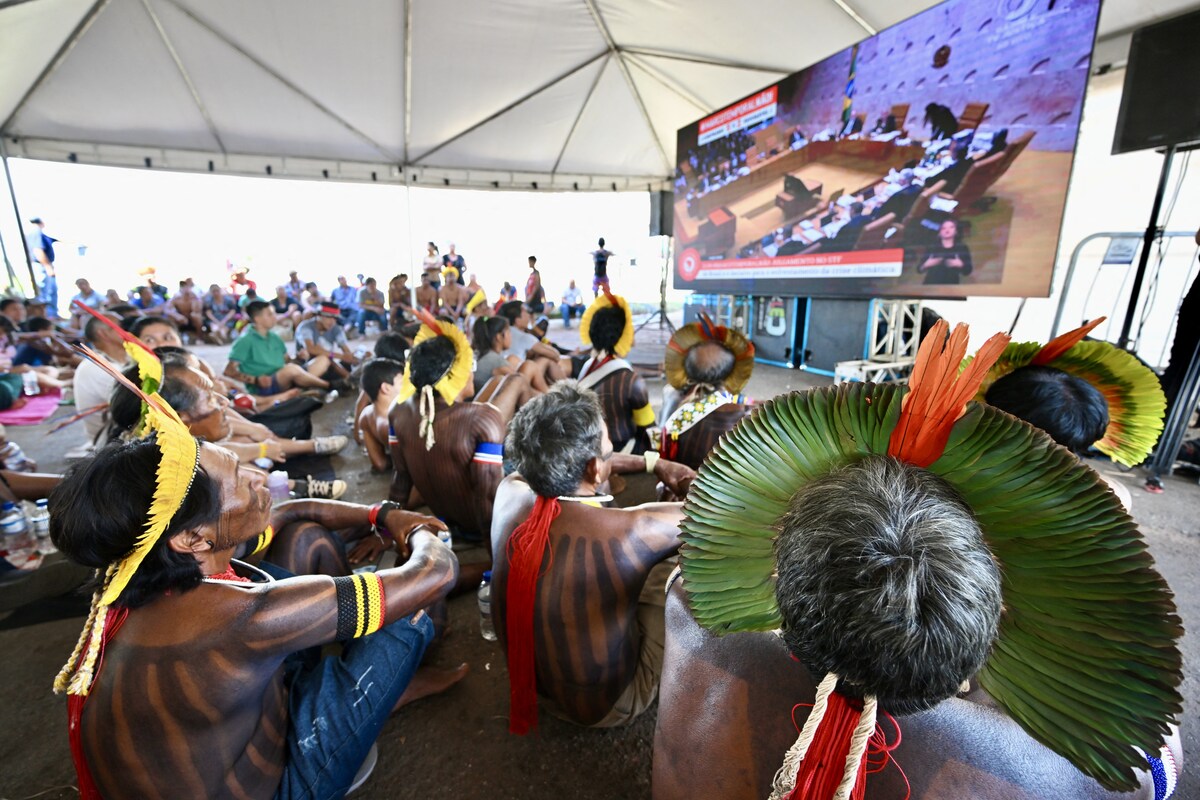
355 309 384 335
561 304 585 327
275 609 435 800
39 274 58 317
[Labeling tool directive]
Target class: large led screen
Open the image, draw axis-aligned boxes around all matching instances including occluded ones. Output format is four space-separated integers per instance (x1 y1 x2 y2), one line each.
672 0 1100 299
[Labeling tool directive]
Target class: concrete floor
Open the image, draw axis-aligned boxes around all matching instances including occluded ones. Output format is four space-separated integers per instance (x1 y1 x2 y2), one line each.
0 312 1195 798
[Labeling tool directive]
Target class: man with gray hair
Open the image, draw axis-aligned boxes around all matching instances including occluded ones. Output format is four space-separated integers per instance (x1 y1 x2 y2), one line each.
490 381 696 734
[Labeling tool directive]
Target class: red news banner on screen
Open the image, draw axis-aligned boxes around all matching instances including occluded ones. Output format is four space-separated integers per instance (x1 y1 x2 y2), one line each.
672 0 1102 300
697 88 778 146
677 248 903 282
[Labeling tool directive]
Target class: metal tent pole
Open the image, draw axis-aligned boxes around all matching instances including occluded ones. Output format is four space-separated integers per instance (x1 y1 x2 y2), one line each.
0 140 35 295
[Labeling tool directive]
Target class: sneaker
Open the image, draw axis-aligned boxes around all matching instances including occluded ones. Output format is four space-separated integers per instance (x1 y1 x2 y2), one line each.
314 435 349 455
323 389 340 404
295 476 348 500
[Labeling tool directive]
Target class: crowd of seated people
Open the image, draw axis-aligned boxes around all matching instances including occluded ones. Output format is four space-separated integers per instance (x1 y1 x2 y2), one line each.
0 217 1182 800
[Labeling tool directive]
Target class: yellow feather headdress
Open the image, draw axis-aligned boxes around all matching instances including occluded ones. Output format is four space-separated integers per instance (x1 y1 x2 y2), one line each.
465 289 487 315
55 344 200 696
397 309 474 450
664 313 755 393
579 286 634 357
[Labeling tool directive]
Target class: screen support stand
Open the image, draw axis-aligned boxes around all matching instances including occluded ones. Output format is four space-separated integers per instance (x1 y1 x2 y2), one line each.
635 237 676 335
1117 144 1176 350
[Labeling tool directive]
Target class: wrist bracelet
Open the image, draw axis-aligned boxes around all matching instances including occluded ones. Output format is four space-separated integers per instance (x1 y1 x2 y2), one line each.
644 451 660 474
368 502 393 543
258 441 269 460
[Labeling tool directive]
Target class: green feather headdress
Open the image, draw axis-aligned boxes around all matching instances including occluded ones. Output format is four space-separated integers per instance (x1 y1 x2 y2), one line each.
680 320 1182 793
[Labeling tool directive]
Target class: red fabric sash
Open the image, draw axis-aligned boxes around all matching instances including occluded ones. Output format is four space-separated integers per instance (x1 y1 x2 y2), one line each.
504 495 561 735
206 564 251 583
68 606 130 800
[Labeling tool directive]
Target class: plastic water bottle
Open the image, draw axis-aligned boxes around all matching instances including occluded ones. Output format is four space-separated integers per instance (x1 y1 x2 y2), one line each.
267 470 290 503
1 501 33 556
30 498 52 553
20 372 39 396
478 570 497 641
365 320 380 338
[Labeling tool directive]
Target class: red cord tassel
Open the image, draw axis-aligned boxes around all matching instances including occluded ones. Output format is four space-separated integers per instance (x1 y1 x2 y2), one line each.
504 495 561 735
787 692 868 800
68 607 129 800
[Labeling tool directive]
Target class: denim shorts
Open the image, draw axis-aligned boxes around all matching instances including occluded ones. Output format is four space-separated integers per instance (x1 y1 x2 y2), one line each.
274 609 435 799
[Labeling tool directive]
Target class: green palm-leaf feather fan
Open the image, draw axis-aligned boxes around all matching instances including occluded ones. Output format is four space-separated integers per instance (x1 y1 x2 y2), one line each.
679 320 1182 794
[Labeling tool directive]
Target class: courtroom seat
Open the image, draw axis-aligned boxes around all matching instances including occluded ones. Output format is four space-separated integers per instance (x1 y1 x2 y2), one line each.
958 102 989 130
948 154 1006 210
889 103 910 132
854 212 898 251
698 206 736 256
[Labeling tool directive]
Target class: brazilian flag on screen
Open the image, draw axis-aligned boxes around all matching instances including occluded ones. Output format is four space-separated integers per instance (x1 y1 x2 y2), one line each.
842 43 858 127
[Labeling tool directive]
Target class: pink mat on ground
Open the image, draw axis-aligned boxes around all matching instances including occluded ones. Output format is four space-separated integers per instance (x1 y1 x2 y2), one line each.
0 390 63 425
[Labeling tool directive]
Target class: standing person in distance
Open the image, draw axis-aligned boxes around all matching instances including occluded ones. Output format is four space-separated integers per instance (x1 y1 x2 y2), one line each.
592 237 614 297
24 217 58 317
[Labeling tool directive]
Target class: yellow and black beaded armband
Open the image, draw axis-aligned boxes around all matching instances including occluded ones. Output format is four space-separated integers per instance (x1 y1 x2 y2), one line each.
332 573 387 640
248 525 276 556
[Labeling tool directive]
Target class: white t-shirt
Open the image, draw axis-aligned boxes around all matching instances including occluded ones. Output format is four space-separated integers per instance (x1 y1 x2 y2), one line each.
73 351 130 444
503 328 540 359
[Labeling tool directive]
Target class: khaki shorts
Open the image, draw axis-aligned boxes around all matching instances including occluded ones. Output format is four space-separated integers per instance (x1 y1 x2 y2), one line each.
590 558 675 728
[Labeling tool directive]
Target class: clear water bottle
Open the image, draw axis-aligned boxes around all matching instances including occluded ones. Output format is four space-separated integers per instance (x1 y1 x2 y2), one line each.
1 501 32 555
30 498 52 552
478 570 497 641
267 470 290 503
21 372 39 396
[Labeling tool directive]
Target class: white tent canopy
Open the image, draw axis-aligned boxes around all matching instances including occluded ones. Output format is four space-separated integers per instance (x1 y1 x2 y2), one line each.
0 0 1195 190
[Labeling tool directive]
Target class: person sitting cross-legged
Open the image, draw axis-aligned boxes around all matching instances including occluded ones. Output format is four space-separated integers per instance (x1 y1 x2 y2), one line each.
49 363 465 800
652 322 1183 800
491 381 697 734
294 302 360 387
577 289 655 454
658 316 755 472
387 312 533 553
224 300 332 396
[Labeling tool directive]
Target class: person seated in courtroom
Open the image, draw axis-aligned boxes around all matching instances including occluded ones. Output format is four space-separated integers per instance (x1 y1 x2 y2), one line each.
775 222 813 256
294 302 359 387
928 139 973 194
652 321 1182 800
874 167 922 221
577 289 655 454
491 381 697 734
225 300 333 396
658 317 754 472
50 400 464 799
821 201 871 253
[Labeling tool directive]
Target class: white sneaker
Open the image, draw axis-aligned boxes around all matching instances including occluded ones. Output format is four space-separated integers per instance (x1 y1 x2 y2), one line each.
323 389 340 404
297 476 348 500
314 435 349 455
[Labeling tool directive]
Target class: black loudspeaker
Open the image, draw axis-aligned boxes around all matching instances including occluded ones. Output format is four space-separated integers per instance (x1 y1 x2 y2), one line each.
799 298 872 373
649 190 674 237
1112 8 1200 155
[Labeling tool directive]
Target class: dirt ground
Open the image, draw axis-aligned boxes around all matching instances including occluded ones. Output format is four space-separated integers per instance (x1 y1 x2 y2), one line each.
0 322 1195 799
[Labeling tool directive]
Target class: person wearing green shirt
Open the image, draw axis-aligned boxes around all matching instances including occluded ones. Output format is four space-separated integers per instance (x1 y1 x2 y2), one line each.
224 301 332 394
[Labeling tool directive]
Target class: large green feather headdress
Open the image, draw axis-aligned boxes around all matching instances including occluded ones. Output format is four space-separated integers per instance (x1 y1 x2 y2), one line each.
967 317 1166 467
680 320 1182 793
